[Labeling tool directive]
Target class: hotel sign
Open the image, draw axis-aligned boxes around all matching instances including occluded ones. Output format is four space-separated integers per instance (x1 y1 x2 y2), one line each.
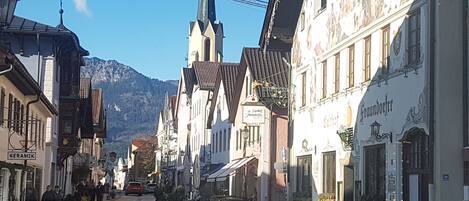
7 152 36 160
359 95 394 122
243 106 265 124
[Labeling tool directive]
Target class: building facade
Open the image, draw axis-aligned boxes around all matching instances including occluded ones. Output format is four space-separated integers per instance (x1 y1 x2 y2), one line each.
288 0 467 200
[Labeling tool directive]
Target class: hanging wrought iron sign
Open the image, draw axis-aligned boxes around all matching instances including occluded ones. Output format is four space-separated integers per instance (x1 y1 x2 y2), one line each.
6 113 42 160
337 127 354 151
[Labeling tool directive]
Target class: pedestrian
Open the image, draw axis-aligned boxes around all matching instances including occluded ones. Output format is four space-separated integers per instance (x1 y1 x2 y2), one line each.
26 187 38 201
42 185 55 201
87 182 96 201
54 185 63 201
95 182 104 201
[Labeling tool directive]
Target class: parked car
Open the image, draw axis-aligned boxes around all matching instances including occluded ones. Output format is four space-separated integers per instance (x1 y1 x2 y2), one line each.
125 182 145 196
145 183 157 193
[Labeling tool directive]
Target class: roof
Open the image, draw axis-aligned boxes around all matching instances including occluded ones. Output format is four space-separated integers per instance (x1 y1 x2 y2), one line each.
229 48 290 121
7 15 70 33
192 61 220 90
132 139 148 148
6 16 89 56
259 0 304 50
182 68 196 96
207 63 240 128
79 78 92 98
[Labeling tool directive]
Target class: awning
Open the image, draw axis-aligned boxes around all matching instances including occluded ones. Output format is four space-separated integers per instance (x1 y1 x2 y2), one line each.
207 157 256 182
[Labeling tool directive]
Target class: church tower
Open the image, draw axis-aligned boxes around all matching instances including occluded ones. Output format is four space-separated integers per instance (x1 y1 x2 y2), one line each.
188 0 223 66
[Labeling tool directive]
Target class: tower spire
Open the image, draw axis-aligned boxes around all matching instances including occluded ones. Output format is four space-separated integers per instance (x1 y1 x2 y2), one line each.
59 0 64 26
197 0 216 24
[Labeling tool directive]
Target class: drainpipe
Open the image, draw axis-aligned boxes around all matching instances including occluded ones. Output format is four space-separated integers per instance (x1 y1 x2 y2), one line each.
429 0 435 200
21 92 40 201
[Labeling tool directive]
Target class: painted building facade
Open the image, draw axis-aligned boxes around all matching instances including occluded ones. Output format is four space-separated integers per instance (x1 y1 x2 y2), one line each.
289 0 434 200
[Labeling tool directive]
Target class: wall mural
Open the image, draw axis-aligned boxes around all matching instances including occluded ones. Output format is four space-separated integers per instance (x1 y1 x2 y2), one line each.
292 0 411 66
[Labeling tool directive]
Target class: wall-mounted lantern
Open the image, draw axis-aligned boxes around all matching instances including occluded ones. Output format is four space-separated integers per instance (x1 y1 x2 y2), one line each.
370 121 392 143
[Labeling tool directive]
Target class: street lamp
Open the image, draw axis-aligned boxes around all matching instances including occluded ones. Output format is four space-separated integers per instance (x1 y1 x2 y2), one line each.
0 0 18 27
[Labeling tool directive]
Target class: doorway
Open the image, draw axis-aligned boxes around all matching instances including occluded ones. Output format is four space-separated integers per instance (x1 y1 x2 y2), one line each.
364 144 386 201
402 128 429 201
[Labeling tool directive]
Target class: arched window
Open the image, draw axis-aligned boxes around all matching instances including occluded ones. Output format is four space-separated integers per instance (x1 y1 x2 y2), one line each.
204 38 211 61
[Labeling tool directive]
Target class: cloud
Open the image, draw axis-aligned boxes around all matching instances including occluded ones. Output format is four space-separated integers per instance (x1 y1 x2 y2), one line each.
73 0 92 16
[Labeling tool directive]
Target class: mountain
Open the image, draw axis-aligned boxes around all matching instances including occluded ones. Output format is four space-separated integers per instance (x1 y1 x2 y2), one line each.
81 57 178 156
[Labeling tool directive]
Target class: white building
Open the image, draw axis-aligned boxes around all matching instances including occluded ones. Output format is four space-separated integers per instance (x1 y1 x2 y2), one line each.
289 0 467 200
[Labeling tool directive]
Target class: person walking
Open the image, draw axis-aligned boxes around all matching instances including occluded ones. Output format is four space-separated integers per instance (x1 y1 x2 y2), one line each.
26 187 38 201
95 182 104 201
54 185 63 201
42 186 56 201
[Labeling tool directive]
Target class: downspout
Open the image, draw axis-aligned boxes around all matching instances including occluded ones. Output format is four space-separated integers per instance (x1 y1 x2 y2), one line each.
429 0 436 200
21 89 40 201
20 32 42 201
463 1 469 200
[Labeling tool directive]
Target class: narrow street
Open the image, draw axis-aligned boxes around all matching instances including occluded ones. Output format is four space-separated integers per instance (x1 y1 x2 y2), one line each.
114 194 155 201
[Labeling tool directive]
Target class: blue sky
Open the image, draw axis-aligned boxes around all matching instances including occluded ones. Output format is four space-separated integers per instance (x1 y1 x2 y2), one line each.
15 0 266 80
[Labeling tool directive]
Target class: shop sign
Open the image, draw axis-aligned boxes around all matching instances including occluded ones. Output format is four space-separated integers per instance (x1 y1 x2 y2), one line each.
243 106 264 124
359 94 394 122
7 151 36 160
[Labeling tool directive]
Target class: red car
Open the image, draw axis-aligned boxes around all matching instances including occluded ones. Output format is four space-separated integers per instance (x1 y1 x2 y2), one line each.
125 182 145 196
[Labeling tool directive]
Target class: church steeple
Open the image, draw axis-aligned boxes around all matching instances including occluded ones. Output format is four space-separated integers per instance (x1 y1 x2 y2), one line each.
197 0 216 25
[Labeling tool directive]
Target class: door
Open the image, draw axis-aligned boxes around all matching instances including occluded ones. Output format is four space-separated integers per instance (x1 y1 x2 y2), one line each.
402 129 429 201
364 144 386 201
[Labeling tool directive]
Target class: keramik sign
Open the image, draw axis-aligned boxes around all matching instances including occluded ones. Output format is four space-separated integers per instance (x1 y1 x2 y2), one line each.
7 151 36 160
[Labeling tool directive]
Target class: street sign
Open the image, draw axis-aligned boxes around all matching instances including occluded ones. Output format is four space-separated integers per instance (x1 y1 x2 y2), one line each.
7 152 36 160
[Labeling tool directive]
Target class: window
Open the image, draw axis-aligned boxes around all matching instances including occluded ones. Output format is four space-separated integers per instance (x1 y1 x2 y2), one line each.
364 36 371 81
7 94 12 128
223 129 226 151
0 88 4 126
218 131 222 153
212 132 215 153
204 39 211 61
300 11 305 31
297 155 312 197
301 72 306 107
322 61 327 98
323 151 336 194
315 0 327 13
408 11 421 65
382 25 390 74
365 145 386 200
228 128 231 150
236 131 239 150
348 45 355 88
334 54 340 93
245 76 252 97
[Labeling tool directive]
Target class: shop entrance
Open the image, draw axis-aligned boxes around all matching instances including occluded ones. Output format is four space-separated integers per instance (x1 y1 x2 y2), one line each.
402 128 429 201
364 144 386 201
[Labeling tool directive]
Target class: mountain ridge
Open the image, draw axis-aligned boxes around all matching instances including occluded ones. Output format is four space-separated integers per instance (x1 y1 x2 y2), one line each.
81 57 178 156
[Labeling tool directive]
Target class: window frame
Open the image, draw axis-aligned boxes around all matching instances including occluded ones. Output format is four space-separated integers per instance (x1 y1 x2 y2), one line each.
301 72 307 106
322 61 327 99
382 25 391 74
334 54 340 93
348 45 355 88
364 36 372 82
407 10 421 66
